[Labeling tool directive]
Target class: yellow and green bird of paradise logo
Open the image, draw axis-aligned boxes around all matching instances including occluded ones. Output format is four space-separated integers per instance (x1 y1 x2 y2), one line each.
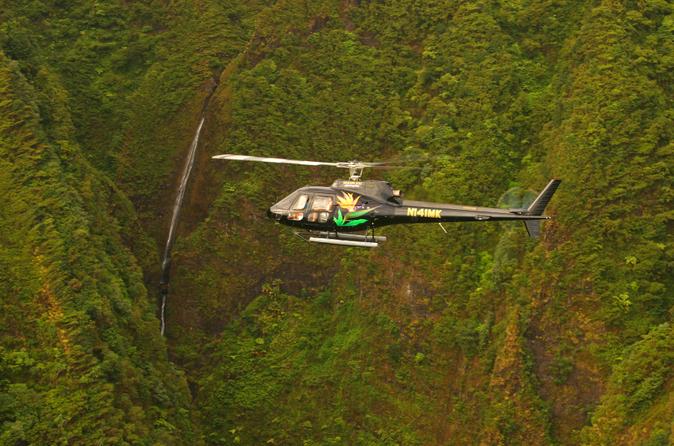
334 192 378 227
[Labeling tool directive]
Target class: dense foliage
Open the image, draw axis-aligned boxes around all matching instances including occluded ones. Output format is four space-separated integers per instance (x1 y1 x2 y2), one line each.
0 50 194 443
1 0 672 445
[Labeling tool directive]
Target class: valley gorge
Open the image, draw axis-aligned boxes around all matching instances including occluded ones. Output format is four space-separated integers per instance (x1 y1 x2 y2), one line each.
0 1 672 445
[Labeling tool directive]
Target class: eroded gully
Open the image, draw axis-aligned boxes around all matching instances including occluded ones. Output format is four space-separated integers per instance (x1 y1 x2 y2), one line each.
159 80 218 336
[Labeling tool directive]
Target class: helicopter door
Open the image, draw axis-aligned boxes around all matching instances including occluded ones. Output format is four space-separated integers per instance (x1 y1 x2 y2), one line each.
287 193 309 221
306 195 334 223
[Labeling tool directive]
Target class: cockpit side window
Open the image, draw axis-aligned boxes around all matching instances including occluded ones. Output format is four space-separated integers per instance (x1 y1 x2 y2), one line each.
292 194 309 210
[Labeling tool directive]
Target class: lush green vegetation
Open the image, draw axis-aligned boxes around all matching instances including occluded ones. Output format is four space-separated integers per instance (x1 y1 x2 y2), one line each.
1 0 672 445
0 49 194 443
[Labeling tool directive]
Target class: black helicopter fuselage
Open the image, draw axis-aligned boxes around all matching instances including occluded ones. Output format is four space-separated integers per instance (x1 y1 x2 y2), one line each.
266 179 555 234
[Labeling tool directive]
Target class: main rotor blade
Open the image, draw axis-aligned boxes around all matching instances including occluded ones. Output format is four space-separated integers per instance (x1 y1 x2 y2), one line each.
367 164 412 169
212 154 340 166
212 154 400 169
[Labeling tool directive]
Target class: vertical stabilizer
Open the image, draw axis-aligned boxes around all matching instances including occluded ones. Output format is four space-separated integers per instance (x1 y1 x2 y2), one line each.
524 220 541 238
522 179 561 238
527 179 561 216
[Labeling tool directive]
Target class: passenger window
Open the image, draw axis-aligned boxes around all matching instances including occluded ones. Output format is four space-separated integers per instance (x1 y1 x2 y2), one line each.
292 194 308 210
311 195 333 211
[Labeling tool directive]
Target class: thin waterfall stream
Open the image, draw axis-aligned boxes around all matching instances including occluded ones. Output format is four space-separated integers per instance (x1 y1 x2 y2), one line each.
159 82 217 336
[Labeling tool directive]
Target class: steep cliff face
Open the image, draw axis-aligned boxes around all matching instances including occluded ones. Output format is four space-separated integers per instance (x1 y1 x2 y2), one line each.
0 50 195 444
1 0 672 445
178 1 673 444
0 1 272 443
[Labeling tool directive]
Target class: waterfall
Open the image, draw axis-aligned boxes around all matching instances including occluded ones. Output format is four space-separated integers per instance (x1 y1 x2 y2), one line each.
159 114 206 336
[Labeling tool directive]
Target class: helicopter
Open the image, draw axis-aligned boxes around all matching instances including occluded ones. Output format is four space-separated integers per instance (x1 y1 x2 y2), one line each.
212 154 561 248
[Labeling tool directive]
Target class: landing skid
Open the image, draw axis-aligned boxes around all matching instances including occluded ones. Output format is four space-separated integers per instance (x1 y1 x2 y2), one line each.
294 230 385 248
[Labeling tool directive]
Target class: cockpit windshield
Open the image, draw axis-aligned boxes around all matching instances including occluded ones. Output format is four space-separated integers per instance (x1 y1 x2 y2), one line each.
272 191 300 211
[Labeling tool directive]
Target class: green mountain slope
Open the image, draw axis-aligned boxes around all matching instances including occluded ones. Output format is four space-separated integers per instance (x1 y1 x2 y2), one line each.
178 1 673 444
1 0 672 445
0 51 194 444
